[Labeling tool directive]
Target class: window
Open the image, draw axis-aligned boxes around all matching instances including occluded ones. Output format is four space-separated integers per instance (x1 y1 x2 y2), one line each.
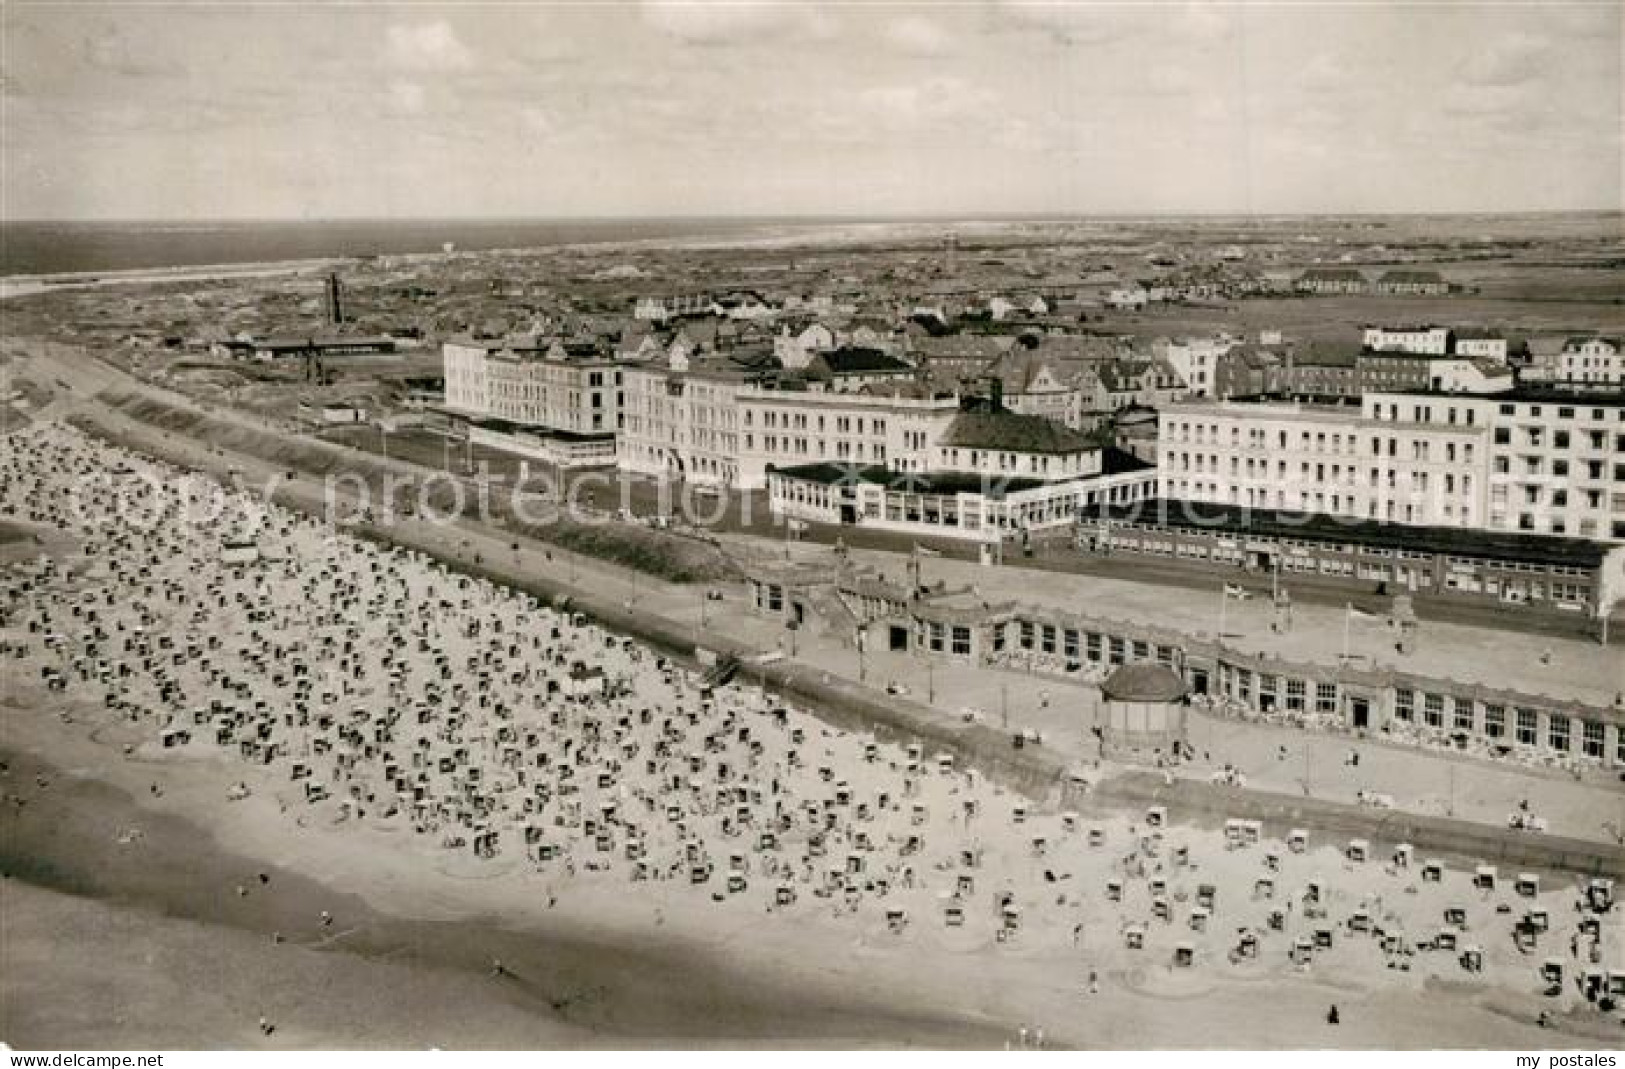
1394 688 1414 722
1423 692 1444 729
1108 636 1126 665
1483 703 1505 739
1086 632 1103 662
1515 708 1538 747
1040 625 1057 655
928 622 946 653
1315 682 1337 714
1064 629 1080 661
951 626 972 657
1581 720 1604 759
1019 621 1035 650
1258 674 1278 711
1548 714 1570 752
1452 698 1474 733
1285 678 1306 712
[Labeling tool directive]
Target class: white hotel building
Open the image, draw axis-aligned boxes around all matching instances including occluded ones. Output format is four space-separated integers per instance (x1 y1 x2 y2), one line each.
1158 389 1625 542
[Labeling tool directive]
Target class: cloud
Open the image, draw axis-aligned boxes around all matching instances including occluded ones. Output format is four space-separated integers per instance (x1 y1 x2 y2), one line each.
386 80 426 115
386 21 473 71
520 105 554 135
857 76 996 128
1295 54 1350 96
1143 64 1195 97
81 23 164 78
640 1 834 47
995 3 1142 47
884 16 954 57
1460 32 1550 88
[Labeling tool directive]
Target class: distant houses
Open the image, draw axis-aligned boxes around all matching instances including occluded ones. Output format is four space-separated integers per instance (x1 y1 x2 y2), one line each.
1294 267 1452 297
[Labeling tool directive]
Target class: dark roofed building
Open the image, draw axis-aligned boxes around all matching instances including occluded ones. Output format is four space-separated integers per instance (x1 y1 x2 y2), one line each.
1373 269 1449 296
1295 267 1368 295
804 347 917 392
940 410 1096 455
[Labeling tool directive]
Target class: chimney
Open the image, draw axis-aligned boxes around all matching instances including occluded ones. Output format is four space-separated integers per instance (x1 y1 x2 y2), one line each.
325 273 345 326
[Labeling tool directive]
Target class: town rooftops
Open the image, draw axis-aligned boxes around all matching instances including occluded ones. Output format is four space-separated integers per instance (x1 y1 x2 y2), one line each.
910 335 1008 362
1102 498 1612 569
1029 334 1127 362
940 410 1097 455
1375 269 1447 284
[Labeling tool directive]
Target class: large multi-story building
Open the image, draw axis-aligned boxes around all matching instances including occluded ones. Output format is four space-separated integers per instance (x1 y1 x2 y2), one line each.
618 361 761 487
443 337 626 435
1158 388 1625 542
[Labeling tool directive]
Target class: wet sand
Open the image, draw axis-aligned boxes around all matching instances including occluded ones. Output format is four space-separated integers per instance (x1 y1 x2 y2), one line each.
0 747 1004 1049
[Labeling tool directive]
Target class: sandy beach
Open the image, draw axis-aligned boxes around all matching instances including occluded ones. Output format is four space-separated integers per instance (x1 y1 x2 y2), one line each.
2 419 1618 1050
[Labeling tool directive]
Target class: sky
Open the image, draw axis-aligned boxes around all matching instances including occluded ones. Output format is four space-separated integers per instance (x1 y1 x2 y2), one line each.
2 1 1620 220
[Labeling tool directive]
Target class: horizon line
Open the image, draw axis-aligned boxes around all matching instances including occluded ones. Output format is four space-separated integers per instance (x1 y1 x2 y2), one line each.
6 208 1623 226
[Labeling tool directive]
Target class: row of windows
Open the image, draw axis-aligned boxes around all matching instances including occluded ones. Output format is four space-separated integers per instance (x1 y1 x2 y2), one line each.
1393 687 1615 758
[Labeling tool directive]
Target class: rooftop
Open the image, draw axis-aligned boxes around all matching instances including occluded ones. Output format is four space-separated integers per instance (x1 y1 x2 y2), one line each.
813 347 914 375
1387 386 1625 408
1101 663 1189 703
1101 446 1155 476
940 410 1097 455
770 463 1048 497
